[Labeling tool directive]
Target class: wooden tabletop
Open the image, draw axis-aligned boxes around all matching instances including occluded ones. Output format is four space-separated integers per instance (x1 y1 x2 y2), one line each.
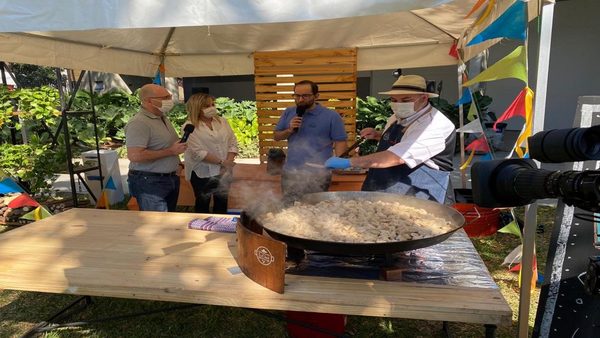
0 209 511 325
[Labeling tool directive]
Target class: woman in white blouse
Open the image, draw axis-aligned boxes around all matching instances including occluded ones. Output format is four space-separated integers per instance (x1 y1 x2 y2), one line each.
183 93 238 213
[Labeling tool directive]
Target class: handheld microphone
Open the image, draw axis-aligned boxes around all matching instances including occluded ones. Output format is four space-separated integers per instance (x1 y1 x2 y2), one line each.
180 124 195 143
293 106 306 132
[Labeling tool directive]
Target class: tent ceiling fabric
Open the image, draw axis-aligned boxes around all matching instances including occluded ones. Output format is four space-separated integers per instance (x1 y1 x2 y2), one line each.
0 0 454 32
0 0 504 77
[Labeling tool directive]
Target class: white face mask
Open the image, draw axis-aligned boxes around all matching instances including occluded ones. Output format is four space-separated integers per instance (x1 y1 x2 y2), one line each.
156 99 174 113
203 106 218 118
391 101 415 120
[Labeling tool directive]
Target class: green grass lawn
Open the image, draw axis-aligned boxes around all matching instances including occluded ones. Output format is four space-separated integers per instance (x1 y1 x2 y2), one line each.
0 206 555 338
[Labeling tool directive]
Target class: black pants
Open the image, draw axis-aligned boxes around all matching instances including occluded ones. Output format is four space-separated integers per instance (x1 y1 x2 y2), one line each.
190 172 229 214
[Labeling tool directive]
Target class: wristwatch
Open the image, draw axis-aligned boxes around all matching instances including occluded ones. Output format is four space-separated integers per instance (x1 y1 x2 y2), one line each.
218 159 224 166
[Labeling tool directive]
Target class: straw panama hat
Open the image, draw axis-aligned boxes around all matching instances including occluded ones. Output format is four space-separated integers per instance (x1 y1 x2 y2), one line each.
379 75 439 97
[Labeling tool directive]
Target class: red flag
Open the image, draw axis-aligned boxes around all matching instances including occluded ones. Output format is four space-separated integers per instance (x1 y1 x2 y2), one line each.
7 193 40 209
449 40 459 59
466 136 490 153
509 263 521 272
494 87 530 130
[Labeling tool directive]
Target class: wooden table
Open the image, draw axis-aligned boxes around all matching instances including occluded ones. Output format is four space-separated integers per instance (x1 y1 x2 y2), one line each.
178 163 367 210
0 209 511 327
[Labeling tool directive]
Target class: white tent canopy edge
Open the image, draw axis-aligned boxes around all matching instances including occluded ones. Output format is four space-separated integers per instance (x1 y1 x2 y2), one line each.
0 0 486 77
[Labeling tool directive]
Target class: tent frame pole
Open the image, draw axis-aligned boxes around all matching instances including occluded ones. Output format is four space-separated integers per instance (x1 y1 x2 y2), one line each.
518 1 555 337
53 69 104 207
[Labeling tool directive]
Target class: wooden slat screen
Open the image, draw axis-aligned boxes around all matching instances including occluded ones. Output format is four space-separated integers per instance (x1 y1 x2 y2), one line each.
254 48 357 163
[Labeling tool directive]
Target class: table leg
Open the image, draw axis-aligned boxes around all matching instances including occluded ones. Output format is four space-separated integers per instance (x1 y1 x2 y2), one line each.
484 324 497 338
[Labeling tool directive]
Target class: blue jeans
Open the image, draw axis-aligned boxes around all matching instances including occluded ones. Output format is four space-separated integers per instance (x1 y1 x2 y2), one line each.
128 173 180 212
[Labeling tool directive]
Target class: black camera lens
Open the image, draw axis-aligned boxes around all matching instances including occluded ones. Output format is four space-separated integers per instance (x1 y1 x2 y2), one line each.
528 125 600 163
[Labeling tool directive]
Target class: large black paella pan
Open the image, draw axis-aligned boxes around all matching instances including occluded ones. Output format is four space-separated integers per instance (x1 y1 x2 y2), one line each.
241 191 465 255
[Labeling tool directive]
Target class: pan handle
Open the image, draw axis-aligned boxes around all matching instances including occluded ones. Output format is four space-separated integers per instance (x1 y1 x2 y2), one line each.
340 137 365 158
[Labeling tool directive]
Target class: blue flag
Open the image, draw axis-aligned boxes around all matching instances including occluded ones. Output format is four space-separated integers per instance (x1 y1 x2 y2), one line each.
467 0 527 46
153 70 161 85
456 88 472 106
105 176 116 190
0 178 25 194
480 153 493 161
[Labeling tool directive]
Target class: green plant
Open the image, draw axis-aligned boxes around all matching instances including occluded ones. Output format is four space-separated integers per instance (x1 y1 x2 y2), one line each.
356 96 392 155
216 98 259 158
70 89 141 145
0 86 15 132
0 85 62 142
166 103 188 135
9 63 57 88
0 136 66 197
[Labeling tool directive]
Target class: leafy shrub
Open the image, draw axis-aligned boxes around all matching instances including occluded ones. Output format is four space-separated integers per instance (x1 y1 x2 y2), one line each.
70 89 140 145
0 85 61 142
216 98 258 158
356 96 392 155
0 136 66 197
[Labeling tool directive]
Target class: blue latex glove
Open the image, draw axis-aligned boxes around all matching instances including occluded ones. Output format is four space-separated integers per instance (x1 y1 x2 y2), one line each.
324 157 351 169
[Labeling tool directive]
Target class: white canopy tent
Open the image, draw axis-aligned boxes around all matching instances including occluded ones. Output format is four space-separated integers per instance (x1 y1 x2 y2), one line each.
0 0 537 77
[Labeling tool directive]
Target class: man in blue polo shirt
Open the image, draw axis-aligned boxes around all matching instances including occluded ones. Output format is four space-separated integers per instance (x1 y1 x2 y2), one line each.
274 80 348 205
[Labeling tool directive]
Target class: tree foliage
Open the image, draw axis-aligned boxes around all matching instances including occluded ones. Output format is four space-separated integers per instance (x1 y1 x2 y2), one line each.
9 63 57 88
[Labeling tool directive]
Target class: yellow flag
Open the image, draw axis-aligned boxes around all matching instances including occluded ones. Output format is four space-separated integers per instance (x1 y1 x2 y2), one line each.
463 46 528 86
473 0 496 26
514 87 535 158
467 102 479 121
460 149 476 171
21 206 53 221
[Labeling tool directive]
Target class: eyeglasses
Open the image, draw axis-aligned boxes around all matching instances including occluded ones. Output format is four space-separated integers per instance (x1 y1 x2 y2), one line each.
148 95 172 100
292 94 314 99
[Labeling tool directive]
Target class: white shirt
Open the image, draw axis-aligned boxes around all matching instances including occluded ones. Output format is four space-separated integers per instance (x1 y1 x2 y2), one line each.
183 116 238 180
385 105 455 170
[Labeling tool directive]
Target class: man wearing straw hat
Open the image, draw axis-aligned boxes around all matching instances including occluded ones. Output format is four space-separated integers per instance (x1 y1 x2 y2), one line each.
325 75 456 204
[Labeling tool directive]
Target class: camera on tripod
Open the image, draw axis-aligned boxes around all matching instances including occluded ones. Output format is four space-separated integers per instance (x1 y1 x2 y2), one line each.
471 125 600 295
471 125 600 212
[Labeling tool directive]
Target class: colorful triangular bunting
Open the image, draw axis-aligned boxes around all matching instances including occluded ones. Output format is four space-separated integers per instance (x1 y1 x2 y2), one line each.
105 177 116 190
467 0 528 46
21 205 53 221
502 244 523 267
512 87 535 158
498 220 523 239
463 46 528 86
457 118 484 134
466 136 491 153
465 0 488 19
7 193 40 209
0 178 25 194
473 0 496 27
96 190 110 209
467 102 479 121
456 88 472 106
494 87 532 130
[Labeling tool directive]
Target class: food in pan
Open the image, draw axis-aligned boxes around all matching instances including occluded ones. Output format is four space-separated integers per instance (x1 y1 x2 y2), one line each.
259 199 455 243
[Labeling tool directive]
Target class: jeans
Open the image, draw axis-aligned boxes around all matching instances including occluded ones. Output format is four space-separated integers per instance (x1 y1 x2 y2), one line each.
190 171 229 214
128 173 180 212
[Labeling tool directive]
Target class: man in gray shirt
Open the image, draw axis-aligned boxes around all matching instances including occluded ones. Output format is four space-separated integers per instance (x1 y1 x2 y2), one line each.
125 84 187 211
